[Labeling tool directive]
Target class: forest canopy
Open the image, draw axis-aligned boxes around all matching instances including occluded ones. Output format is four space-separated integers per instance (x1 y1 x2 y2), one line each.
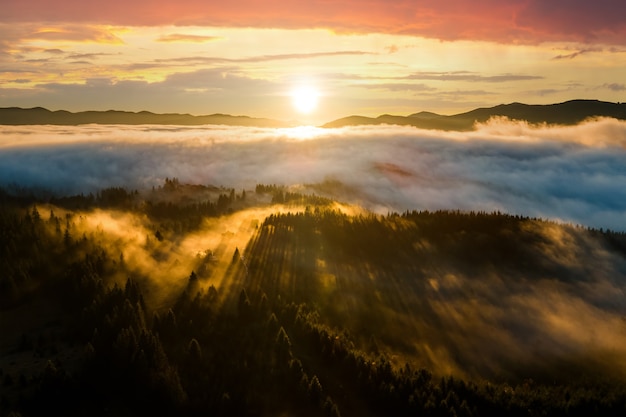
1 181 625 416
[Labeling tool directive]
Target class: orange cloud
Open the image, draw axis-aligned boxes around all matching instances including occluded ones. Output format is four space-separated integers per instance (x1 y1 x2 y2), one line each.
3 0 625 45
157 33 222 43
0 23 123 45
30 25 123 43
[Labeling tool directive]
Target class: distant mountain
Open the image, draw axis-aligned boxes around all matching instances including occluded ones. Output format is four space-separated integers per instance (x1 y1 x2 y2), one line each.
323 100 626 130
0 107 289 128
2 100 625 130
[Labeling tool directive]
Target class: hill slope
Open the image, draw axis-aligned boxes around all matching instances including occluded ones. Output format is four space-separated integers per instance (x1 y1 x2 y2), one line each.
0 107 289 127
323 99 626 130
1 184 626 416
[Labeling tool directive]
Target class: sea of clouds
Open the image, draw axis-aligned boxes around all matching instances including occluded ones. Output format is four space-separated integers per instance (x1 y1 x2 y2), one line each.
1 117 625 230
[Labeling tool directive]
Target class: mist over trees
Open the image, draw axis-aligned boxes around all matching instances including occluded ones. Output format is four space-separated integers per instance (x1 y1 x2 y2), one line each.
1 181 625 416
2 119 625 231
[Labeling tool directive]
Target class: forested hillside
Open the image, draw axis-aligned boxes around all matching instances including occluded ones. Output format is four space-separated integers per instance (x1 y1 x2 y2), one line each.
1 182 625 416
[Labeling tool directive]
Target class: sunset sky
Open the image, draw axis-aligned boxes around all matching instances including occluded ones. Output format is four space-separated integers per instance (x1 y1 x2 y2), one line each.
1 0 625 123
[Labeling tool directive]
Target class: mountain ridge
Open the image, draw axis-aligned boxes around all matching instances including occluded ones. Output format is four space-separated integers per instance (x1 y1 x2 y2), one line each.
1 99 625 130
324 99 626 130
0 106 290 128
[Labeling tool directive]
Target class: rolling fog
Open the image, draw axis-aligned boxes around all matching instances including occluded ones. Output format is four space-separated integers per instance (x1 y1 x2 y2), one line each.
1 117 625 230
2 118 625 381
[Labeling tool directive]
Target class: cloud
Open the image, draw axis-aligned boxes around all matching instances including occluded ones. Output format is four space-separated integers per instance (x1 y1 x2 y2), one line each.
433 89 496 97
552 47 602 60
355 83 436 92
154 50 373 65
0 69 282 114
404 71 544 83
12 47 65 55
1 118 625 231
24 58 52 63
354 83 495 101
603 83 626 92
22 24 123 43
66 52 115 60
110 50 374 74
159 68 280 96
526 88 561 96
0 23 123 56
157 33 222 43
0 69 39 74
385 45 398 54
516 0 626 44
2 1 625 45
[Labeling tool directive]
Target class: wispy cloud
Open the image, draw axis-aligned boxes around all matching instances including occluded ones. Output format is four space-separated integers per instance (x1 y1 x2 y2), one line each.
433 89 496 97
0 23 123 56
44 48 64 54
0 69 40 74
355 83 436 92
552 47 602 60
528 88 561 96
404 71 544 83
157 33 222 43
603 83 626 92
66 52 115 60
27 25 123 43
111 50 375 73
154 50 373 65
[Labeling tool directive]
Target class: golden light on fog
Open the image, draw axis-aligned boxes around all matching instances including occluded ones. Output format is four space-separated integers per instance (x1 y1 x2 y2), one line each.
290 85 320 114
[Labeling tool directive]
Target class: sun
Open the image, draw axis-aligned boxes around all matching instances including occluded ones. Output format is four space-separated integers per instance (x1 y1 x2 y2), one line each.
291 85 320 114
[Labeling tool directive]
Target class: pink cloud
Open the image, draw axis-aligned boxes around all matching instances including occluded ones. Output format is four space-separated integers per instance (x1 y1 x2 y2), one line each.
3 0 625 45
515 0 626 43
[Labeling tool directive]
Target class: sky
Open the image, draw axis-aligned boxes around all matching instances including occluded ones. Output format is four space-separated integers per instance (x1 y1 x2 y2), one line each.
1 0 625 123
